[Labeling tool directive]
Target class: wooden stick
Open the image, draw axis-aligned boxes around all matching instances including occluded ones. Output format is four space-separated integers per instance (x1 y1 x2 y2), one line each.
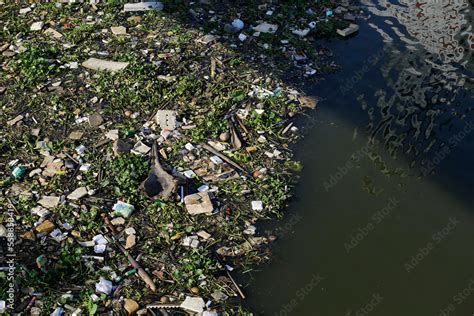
101 214 157 292
201 143 250 175
227 271 245 299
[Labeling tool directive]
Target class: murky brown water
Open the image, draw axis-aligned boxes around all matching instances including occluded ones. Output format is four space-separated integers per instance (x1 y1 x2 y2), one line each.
245 1 474 315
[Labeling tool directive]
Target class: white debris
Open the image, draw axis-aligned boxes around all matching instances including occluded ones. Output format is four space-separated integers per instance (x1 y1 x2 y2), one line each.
93 234 108 245
123 2 163 12
337 23 359 37
79 164 91 172
19 7 31 14
292 28 310 37
30 21 44 31
251 200 263 211
51 307 65 316
105 129 119 140
82 58 129 72
238 33 247 41
112 201 135 218
111 26 127 35
183 170 197 179
31 206 50 218
95 278 113 295
125 227 136 235
94 244 107 254
50 229 67 242
131 141 151 155
155 110 177 130
231 19 244 30
253 22 278 34
244 225 257 235
197 230 211 240
197 184 209 192
182 236 200 248
180 296 205 313
67 187 88 200
75 145 86 155
210 156 223 165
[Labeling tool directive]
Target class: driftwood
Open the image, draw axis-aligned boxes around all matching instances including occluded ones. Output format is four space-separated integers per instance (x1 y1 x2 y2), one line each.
201 143 250 175
140 143 178 200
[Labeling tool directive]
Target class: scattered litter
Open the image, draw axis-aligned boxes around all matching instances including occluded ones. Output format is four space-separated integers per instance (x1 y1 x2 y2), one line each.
1 0 361 313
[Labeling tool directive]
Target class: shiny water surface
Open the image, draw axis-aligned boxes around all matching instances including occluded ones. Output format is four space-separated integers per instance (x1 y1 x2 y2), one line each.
245 1 474 315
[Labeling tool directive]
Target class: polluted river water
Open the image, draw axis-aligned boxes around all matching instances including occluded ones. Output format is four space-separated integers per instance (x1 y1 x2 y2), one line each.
244 1 474 315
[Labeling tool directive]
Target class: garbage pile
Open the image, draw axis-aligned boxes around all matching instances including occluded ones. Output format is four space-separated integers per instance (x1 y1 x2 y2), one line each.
0 0 360 314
